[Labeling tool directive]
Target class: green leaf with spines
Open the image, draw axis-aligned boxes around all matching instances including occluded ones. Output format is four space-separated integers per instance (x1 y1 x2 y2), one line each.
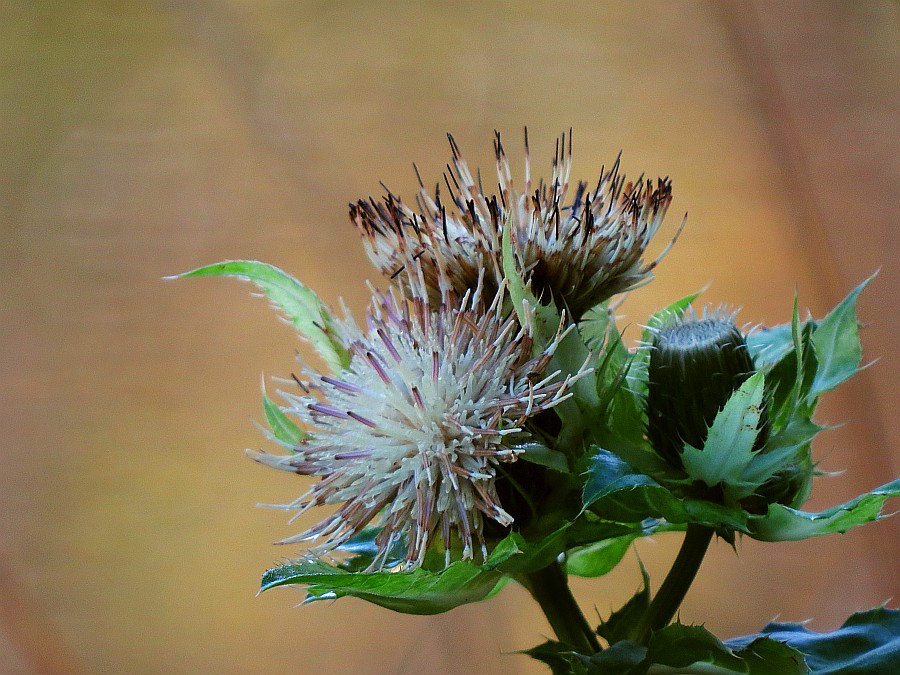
808 273 875 400
554 323 602 416
524 625 807 674
524 607 899 674
681 372 766 494
260 535 521 615
261 383 307 446
644 623 807 674
741 418 821 493
598 563 651 645
747 321 805 371
501 217 592 444
747 478 900 541
171 260 350 373
501 219 560 349
260 559 503 614
522 641 594 675
523 640 648 675
584 310 646 457
564 516 684 550
580 452 687 527
583 450 749 532
726 607 900 675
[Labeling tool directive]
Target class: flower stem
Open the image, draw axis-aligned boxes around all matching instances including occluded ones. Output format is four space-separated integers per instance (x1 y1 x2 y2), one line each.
522 561 601 654
638 523 714 643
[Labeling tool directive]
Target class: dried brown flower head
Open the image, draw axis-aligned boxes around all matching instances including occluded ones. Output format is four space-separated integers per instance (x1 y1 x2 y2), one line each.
351 130 679 319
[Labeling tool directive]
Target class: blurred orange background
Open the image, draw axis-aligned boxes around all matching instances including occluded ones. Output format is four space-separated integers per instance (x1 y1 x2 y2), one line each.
2 1 898 673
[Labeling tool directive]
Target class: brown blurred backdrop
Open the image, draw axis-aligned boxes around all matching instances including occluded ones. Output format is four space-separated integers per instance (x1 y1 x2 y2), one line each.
1 1 898 673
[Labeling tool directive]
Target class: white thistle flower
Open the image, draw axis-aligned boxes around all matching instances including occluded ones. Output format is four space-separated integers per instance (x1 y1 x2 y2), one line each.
350 130 681 319
248 270 587 570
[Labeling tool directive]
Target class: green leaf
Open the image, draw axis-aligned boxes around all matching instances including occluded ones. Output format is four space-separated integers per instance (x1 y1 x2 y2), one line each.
501 220 560 347
523 640 649 675
741 418 820 488
171 260 350 373
523 626 809 675
522 641 591 675
598 563 651 645
681 372 766 489
565 516 683 550
727 607 900 675
583 450 749 532
583 450 662 507
565 534 636 578
762 320 818 443
580 641 650 674
647 623 807 674
579 306 653 460
582 450 678 522
648 624 752 672
644 292 704 334
515 442 571 473
748 479 900 541
261 382 307 445
554 323 601 415
497 527 570 575
808 273 875 399
330 528 406 572
580 305 618 351
260 551 513 615
747 321 801 371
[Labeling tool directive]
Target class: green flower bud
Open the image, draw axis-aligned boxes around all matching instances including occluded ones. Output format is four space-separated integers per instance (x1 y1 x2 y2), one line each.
646 312 768 472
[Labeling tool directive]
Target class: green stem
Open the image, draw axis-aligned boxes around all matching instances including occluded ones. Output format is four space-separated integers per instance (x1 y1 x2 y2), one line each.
638 523 714 643
522 561 601 654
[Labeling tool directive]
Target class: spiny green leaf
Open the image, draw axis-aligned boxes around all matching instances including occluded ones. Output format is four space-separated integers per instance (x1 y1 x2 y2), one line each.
261 555 509 615
583 450 749 531
521 640 592 675
747 321 803 371
808 273 875 399
598 563 651 645
727 607 899 675
582 450 668 512
580 640 650 674
523 640 649 675
261 382 307 446
554 323 601 414
580 305 619 352
171 260 350 373
741 418 821 487
501 220 560 347
647 623 807 674
748 479 900 541
523 627 809 675
681 372 766 490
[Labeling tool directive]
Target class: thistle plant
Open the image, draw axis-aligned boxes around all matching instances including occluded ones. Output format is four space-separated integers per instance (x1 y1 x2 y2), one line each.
173 130 899 674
